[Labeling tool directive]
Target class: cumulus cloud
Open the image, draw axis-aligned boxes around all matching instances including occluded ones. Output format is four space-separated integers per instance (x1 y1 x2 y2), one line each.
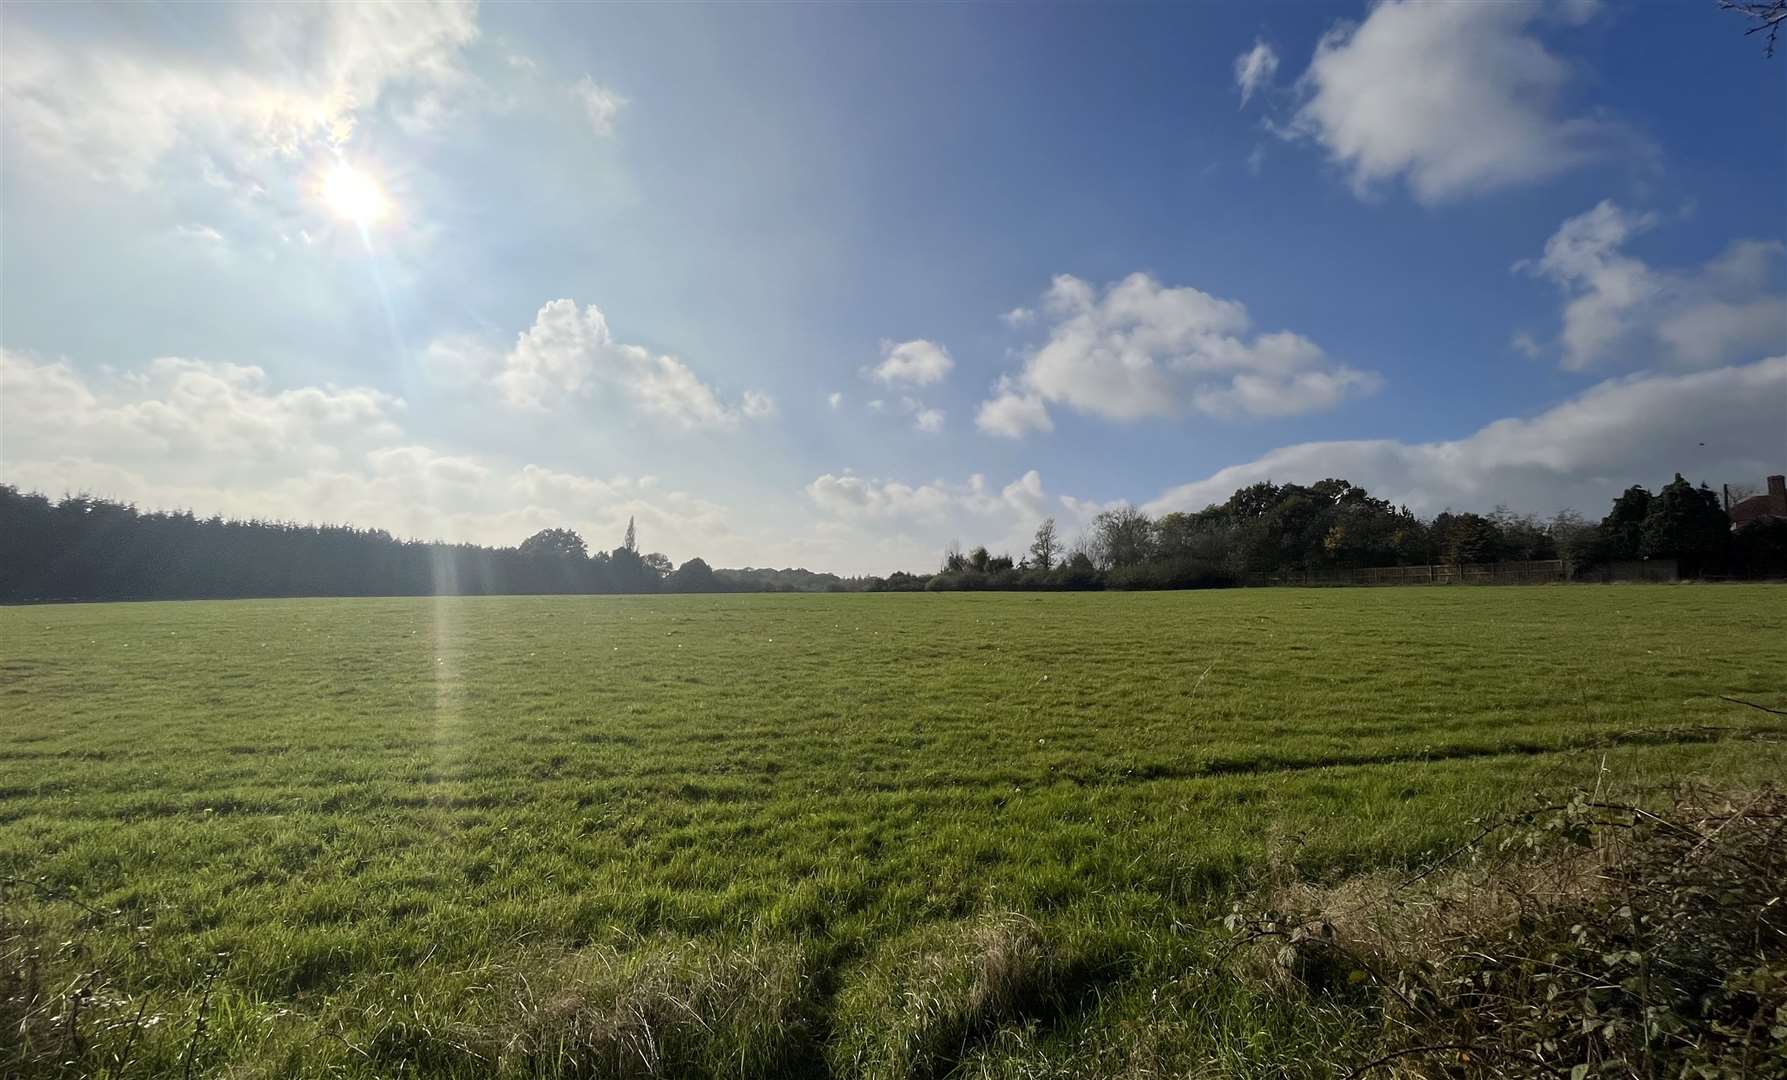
975 376 1053 439
0 349 738 557
483 299 772 430
573 75 626 135
806 470 1034 533
807 472 974 521
1144 357 1787 518
1234 39 1279 107
806 469 1059 524
1289 0 1622 203
1 350 401 473
827 391 843 410
975 272 1378 437
1000 307 1036 328
1 1 480 187
1519 200 1787 371
866 339 954 387
803 467 1105 573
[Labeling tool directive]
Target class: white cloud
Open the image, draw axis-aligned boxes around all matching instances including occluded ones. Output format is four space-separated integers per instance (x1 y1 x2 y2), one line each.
0 349 739 558
1192 365 1383 418
807 472 964 521
1234 39 1279 107
806 469 1046 523
1043 274 1095 314
573 75 626 135
420 333 501 386
1 1 480 187
866 339 954 386
1 351 401 475
1000 307 1036 328
1144 357 1787 518
1289 0 1621 203
1521 201 1787 371
975 376 1053 439
175 223 226 245
803 468 1103 573
861 394 946 433
827 391 843 410
976 272 1378 436
486 299 772 430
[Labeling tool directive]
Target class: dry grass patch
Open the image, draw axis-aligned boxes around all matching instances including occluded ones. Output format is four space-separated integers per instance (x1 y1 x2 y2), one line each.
491 937 819 1079
828 912 1117 1080
1224 786 1787 1078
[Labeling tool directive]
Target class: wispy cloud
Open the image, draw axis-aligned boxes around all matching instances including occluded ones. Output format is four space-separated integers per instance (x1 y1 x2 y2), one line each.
1233 39 1279 107
573 75 626 135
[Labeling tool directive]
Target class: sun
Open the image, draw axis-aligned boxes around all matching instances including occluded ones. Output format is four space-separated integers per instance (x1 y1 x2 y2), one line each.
319 163 390 226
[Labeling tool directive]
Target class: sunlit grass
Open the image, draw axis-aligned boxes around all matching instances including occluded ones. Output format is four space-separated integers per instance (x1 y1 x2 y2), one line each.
2 587 1783 1076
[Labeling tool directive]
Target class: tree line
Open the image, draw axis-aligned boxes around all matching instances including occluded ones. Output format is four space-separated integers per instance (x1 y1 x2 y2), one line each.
0 486 788 602
3 472 1781 602
867 473 1787 591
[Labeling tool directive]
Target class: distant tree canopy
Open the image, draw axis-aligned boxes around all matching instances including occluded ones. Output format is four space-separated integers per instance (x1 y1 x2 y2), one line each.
0 486 750 602
877 470 1779 592
666 556 717 593
1599 486 1655 562
3 468 1777 603
1638 474 1728 569
518 528 589 560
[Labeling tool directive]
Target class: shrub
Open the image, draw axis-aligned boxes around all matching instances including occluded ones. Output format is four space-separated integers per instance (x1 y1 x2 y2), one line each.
1731 518 1787 579
1224 786 1787 1078
1105 557 1237 591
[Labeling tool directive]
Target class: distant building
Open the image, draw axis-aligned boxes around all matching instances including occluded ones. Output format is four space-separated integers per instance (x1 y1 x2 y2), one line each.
1728 474 1787 527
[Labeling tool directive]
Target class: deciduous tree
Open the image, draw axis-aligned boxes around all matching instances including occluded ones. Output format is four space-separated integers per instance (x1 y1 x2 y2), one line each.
1028 517 1059 571
518 528 588 560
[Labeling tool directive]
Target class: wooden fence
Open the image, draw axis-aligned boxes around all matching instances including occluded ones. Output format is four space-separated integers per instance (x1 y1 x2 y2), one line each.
1254 559 1570 588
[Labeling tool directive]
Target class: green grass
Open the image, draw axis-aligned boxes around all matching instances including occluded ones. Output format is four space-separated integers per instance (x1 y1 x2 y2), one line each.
2 587 1784 1077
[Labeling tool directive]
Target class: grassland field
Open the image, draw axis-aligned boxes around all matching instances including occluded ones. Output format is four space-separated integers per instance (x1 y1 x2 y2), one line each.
2 586 1784 1078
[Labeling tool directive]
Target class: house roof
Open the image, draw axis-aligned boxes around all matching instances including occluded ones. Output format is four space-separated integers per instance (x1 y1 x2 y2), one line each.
1730 491 1787 525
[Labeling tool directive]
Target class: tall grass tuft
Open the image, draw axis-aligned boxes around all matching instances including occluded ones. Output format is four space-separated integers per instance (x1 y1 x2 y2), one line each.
828 912 1113 1080
493 936 818 1079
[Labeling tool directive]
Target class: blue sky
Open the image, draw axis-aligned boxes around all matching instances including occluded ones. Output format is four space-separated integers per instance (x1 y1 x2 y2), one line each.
3 0 1784 573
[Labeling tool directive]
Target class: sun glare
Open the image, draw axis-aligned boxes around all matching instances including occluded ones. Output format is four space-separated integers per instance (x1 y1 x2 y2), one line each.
320 163 390 226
